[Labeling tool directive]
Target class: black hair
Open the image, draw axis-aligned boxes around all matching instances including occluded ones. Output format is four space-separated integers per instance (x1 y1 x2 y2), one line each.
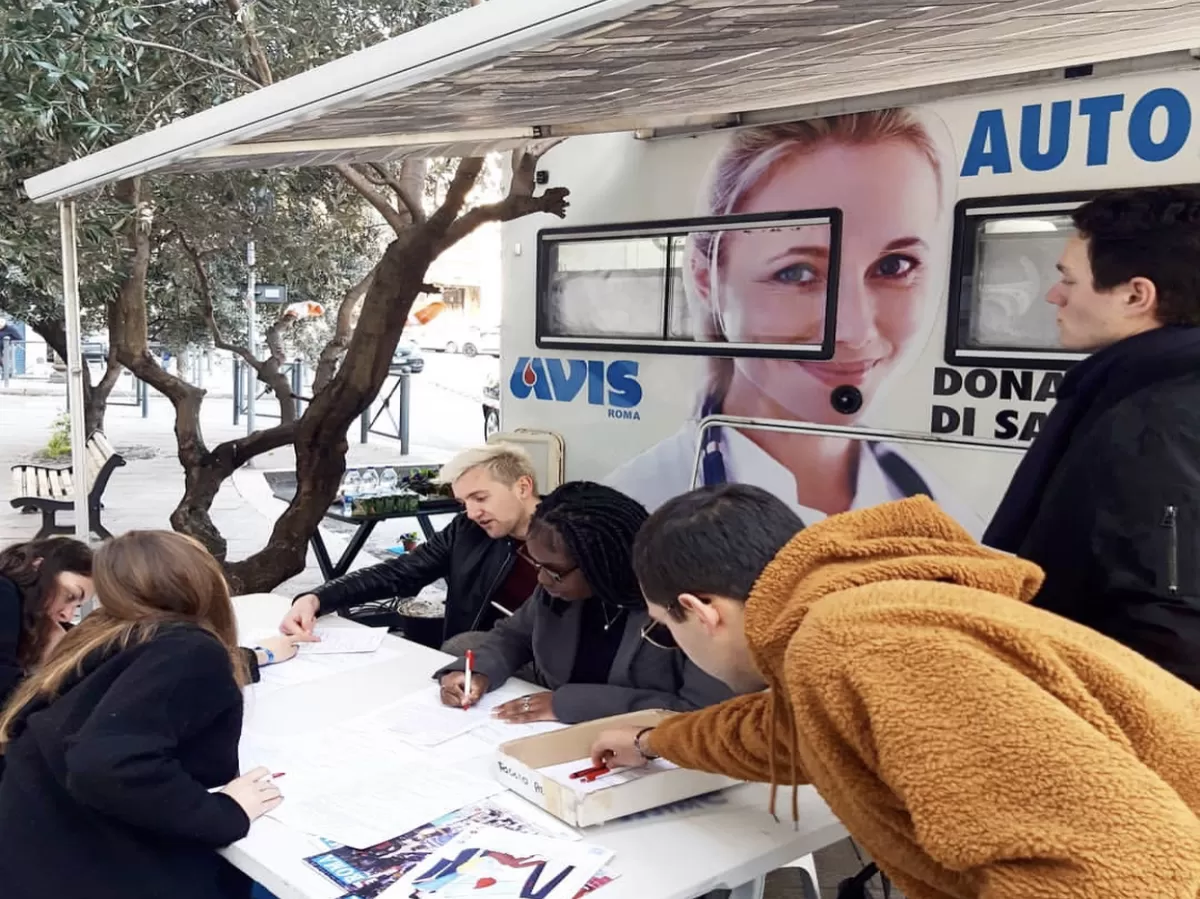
528 481 648 608
0 537 93 668
633 484 802 619
1072 186 1200 326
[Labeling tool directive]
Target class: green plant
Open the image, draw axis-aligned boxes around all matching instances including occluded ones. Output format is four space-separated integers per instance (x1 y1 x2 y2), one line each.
44 412 71 460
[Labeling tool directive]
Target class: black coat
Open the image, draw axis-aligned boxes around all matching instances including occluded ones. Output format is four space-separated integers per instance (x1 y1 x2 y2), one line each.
0 624 253 899
0 576 26 712
312 512 518 641
986 327 1200 687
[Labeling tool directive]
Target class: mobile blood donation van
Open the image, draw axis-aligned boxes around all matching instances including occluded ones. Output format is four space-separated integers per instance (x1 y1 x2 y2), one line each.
498 65 1200 533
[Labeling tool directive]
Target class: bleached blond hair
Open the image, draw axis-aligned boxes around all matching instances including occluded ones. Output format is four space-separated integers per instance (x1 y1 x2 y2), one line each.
437 442 538 491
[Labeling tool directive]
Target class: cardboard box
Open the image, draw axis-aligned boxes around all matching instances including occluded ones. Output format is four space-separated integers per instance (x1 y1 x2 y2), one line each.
494 709 741 827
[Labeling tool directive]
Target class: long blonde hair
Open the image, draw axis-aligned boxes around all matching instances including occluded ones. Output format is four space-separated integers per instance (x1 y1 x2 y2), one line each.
685 109 949 410
0 530 247 750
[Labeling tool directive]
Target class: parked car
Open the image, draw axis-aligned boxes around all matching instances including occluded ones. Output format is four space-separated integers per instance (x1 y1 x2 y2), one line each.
390 339 426 375
413 321 500 358
462 326 500 358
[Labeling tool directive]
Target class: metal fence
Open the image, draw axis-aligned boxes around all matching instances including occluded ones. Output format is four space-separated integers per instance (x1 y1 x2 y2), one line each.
231 359 414 453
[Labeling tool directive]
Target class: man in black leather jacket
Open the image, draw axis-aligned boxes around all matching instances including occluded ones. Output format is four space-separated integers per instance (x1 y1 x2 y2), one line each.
281 444 542 646
984 186 1200 688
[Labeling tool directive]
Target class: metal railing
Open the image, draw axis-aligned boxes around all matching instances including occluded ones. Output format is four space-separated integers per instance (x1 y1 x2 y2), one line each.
689 413 1025 491
231 359 414 453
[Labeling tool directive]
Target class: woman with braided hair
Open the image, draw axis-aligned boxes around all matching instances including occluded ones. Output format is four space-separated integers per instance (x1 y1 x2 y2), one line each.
435 481 732 724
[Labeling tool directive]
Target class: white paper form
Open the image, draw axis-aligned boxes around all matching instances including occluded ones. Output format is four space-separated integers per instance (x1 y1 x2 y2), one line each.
240 725 428 805
297 626 389 655
253 641 404 690
267 761 505 849
537 756 679 796
370 685 557 748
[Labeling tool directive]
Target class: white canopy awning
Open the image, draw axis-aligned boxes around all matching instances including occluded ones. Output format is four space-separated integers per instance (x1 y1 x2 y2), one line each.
26 0 1200 203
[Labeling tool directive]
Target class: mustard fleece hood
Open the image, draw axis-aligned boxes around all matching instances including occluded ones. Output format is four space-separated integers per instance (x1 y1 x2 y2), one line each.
744 495 1045 680
740 495 1045 823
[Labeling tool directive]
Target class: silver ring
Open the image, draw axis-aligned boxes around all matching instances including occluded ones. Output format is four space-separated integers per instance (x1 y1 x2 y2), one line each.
523 697 531 711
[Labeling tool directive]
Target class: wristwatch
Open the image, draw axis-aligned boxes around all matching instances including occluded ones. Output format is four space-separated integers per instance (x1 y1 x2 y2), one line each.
634 727 659 760
253 645 276 666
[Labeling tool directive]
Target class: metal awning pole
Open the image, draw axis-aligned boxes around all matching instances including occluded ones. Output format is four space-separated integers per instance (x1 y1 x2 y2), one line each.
59 199 91 544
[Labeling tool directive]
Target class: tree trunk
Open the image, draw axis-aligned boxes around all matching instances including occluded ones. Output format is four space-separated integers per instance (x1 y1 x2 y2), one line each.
225 228 439 591
29 317 122 435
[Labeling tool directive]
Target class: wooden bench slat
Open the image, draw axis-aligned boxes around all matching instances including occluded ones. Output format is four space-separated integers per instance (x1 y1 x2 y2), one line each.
10 433 125 539
91 432 116 461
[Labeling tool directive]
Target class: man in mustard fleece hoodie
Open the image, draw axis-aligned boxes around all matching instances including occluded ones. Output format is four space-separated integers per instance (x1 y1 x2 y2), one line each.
592 485 1200 899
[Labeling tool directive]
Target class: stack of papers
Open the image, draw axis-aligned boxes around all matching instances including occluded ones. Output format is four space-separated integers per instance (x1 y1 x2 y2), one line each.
381 826 614 899
269 762 504 850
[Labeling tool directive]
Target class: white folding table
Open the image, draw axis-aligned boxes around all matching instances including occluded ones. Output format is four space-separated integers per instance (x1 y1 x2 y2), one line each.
227 594 848 899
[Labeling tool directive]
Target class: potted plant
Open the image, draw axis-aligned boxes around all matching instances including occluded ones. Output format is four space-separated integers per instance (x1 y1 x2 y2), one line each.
399 532 420 553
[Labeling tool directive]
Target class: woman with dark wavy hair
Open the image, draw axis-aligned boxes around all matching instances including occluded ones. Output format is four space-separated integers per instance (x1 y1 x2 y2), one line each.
0 537 93 709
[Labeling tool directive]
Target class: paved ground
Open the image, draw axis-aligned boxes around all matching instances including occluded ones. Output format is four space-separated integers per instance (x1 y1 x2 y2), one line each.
0 355 886 899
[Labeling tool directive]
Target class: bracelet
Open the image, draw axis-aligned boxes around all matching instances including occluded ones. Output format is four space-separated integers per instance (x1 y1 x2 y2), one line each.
254 645 276 666
633 726 658 760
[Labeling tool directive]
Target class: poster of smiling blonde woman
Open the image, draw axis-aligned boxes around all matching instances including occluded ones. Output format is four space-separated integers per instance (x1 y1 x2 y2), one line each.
500 70 1200 534
600 110 985 532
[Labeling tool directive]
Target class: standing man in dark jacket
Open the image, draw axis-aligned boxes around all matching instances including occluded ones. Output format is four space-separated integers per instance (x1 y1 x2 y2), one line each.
984 186 1200 688
281 443 542 647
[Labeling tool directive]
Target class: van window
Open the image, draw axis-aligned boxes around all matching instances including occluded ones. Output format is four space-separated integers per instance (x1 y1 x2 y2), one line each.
536 210 841 359
947 196 1087 369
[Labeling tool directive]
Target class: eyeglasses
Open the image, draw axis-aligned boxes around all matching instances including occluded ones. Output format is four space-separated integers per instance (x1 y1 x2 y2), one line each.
639 619 676 650
517 545 577 584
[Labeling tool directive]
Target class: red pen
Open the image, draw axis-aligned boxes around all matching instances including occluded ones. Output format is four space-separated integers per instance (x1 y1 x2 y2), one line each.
270 772 286 779
463 649 475 710
569 764 609 780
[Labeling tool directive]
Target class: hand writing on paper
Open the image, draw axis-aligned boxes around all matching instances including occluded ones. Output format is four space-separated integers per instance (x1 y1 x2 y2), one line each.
221 767 284 821
280 595 321 642
492 691 557 724
590 726 649 769
440 671 489 708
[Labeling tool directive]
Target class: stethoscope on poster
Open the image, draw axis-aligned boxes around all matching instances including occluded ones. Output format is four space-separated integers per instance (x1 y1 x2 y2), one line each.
696 393 933 521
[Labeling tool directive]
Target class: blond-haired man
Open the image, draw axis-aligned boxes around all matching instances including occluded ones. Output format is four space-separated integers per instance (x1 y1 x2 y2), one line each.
281 443 541 647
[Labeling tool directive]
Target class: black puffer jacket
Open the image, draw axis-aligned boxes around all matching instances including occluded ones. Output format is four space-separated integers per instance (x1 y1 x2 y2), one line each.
311 512 517 642
987 326 1200 688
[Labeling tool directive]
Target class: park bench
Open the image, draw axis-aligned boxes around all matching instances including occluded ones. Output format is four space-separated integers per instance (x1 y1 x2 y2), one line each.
10 431 126 540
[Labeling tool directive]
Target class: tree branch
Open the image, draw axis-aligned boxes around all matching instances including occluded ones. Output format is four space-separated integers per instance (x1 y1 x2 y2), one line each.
312 265 375 394
336 163 410 235
427 157 485 231
367 162 426 224
177 232 260 373
437 150 569 250
224 0 274 86
115 35 262 89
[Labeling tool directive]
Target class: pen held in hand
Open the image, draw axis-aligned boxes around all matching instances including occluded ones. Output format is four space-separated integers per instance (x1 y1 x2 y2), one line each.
463 649 475 710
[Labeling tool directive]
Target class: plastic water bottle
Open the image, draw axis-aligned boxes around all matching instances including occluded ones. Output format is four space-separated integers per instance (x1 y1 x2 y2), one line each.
342 470 362 516
361 468 380 497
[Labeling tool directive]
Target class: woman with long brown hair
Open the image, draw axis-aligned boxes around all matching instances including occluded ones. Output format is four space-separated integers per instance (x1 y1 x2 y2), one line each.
0 536 94 708
0 530 284 899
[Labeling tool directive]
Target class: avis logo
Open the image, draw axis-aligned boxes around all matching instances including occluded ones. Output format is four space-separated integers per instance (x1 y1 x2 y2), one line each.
510 357 642 419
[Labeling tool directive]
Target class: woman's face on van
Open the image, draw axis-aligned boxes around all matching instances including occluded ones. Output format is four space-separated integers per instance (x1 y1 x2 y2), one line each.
713 140 946 423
